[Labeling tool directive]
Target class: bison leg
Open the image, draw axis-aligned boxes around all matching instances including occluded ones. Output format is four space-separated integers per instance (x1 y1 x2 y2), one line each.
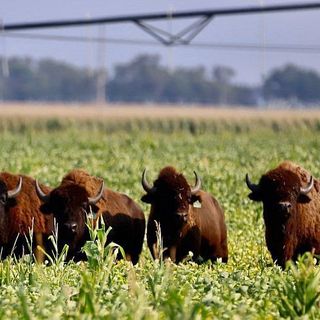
212 247 228 263
34 232 45 263
169 246 177 263
125 253 132 262
215 239 228 263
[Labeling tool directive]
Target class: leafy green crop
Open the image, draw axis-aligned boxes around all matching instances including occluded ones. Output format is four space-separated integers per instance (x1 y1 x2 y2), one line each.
0 121 319 319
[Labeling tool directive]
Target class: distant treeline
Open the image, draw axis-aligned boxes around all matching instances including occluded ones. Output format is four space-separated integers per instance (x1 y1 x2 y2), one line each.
1 54 320 106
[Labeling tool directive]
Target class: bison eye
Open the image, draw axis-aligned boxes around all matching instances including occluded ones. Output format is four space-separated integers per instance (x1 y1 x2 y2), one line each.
81 202 89 211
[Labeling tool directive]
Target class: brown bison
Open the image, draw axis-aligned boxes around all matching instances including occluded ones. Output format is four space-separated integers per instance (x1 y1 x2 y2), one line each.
35 169 145 264
246 160 320 268
0 172 52 262
141 166 228 263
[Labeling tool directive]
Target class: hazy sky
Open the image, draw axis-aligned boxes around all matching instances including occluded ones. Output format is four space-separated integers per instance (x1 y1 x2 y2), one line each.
1 0 320 84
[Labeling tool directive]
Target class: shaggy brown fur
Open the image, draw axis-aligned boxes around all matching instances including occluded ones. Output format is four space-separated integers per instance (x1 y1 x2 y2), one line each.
39 169 145 264
0 172 52 261
142 166 228 263
247 161 320 268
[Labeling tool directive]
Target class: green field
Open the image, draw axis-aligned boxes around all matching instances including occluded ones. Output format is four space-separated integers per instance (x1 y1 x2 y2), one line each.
1 115 320 319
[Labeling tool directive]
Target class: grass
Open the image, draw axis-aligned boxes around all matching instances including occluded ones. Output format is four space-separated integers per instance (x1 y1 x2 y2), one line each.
0 107 320 318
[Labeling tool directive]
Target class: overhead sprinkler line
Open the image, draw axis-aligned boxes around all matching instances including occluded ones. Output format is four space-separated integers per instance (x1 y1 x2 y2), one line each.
2 2 320 30
1 2 320 45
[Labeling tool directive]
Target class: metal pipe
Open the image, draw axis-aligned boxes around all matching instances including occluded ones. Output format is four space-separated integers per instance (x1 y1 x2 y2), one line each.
2 2 320 31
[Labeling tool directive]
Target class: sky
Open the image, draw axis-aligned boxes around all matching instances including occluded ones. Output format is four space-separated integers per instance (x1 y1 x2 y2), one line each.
1 0 320 85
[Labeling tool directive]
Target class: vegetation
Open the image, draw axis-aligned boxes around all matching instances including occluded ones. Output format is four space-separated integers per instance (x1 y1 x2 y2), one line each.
2 54 320 105
108 55 255 105
0 57 97 102
0 114 320 318
263 64 320 104
1 105 320 135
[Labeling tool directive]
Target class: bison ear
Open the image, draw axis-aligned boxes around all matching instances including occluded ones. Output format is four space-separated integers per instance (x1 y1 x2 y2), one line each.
248 191 263 202
40 203 52 215
297 194 311 204
141 193 153 204
190 194 201 204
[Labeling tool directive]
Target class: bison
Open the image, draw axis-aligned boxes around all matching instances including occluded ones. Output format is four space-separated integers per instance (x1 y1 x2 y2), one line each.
141 166 228 263
35 169 145 264
0 172 52 262
246 160 320 268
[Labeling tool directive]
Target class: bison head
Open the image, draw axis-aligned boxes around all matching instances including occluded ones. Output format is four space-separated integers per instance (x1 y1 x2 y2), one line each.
246 170 313 219
0 177 22 243
141 166 201 226
35 180 104 254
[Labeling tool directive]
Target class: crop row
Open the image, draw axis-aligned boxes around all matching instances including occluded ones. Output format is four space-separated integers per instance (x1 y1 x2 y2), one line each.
0 116 319 134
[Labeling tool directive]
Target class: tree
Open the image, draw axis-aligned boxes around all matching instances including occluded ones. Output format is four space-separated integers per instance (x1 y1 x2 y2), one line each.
3 57 37 100
162 67 213 103
36 59 97 101
108 55 256 105
212 66 235 85
211 66 237 105
0 57 97 102
263 64 320 104
108 55 168 102
1 55 258 105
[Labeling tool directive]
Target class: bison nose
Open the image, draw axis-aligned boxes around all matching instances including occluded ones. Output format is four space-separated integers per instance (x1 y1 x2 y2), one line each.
278 202 292 211
64 222 78 234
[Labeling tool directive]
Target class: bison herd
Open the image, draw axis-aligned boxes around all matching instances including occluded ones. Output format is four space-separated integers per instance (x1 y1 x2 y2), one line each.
0 160 319 268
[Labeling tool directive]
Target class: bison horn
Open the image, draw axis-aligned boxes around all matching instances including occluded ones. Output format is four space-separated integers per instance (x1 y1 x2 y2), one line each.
35 180 50 203
245 174 260 193
7 176 23 198
142 168 153 193
191 171 202 194
300 176 314 195
88 180 105 205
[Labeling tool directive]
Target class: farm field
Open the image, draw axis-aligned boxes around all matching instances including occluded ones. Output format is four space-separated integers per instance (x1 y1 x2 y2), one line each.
0 105 320 319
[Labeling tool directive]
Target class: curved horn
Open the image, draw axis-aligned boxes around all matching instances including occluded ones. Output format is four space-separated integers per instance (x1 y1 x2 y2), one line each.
88 180 105 205
7 176 22 198
300 176 314 195
35 180 50 203
245 174 260 193
191 171 202 194
141 168 153 193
